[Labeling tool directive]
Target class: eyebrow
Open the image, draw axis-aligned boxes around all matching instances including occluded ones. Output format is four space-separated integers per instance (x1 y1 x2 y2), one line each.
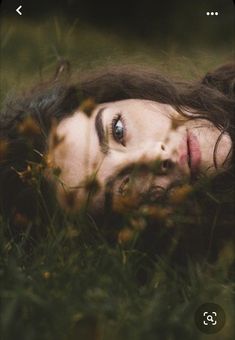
95 107 109 154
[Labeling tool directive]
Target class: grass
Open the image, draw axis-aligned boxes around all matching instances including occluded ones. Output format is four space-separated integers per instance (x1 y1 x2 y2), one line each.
0 16 233 101
1 201 234 340
0 17 234 340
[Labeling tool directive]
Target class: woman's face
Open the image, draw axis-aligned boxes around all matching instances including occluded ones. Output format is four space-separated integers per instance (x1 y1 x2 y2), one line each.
49 99 232 212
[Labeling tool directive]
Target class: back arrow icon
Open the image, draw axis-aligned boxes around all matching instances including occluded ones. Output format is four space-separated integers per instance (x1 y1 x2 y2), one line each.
16 5 22 15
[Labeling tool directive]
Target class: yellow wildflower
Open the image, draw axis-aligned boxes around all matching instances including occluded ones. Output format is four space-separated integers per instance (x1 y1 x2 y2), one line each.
66 226 80 239
129 216 146 231
79 98 96 117
42 271 51 280
141 205 172 220
112 192 140 214
118 228 135 244
169 184 193 204
18 116 41 137
13 164 33 183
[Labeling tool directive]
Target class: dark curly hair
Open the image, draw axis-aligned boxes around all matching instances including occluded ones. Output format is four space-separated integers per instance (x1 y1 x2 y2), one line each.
0 63 234 232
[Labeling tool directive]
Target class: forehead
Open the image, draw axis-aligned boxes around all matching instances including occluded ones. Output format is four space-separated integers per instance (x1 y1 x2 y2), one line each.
49 111 97 184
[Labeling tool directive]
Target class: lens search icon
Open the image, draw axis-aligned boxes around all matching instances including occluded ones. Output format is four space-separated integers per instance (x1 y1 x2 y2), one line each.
203 311 217 326
195 303 225 334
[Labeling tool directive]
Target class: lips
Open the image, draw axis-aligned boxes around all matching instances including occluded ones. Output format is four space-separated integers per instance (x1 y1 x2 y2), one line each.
187 131 201 174
179 130 201 176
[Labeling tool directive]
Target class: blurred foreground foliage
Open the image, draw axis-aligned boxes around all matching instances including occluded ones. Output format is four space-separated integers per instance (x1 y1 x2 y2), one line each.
0 146 234 339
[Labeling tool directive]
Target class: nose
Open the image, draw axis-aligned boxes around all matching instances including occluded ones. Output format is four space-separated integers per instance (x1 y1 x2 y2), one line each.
160 158 174 172
121 141 175 174
107 142 176 207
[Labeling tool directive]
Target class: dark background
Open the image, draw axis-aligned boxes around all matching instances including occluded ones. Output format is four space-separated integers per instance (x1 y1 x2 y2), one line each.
1 0 234 46
0 0 234 100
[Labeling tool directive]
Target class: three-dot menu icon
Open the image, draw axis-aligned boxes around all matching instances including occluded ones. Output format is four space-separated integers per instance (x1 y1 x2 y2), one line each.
206 12 219 16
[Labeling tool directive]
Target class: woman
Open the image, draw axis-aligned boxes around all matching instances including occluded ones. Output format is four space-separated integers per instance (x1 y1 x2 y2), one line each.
0 63 234 227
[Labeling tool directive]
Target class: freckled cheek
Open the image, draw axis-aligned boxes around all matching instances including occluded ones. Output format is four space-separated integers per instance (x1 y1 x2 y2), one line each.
94 150 150 188
95 159 116 185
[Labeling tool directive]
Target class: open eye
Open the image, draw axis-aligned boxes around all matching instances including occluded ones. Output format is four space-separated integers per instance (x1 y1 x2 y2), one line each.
112 115 126 145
